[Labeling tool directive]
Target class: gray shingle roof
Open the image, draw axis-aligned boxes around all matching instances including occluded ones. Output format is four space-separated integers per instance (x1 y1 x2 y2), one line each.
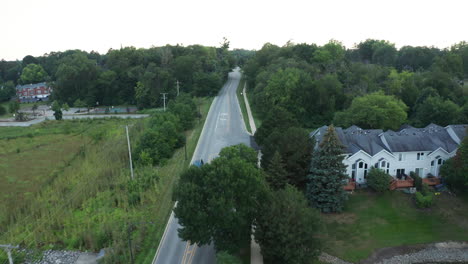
311 124 467 156
382 126 459 153
312 125 390 156
447 124 468 142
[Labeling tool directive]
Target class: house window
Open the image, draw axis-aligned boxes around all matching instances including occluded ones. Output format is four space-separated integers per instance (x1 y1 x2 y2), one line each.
359 162 363 168
437 159 443 165
364 163 368 178
396 169 405 178
398 153 405 161
415 168 424 177
417 152 425 160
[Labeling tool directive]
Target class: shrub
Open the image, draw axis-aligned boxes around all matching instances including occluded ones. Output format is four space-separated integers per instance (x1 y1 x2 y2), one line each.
412 172 423 191
421 183 431 196
15 112 27 121
0 105 6 115
367 167 392 192
415 191 433 208
216 251 242 264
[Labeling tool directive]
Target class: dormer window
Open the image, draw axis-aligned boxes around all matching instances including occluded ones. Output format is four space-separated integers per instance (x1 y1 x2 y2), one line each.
417 152 425 160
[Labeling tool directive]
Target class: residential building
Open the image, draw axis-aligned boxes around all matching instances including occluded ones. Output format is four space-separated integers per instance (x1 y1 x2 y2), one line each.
310 124 467 184
16 82 51 103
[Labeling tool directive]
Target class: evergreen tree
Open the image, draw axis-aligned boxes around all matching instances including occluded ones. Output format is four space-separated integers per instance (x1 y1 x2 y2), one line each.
306 125 348 213
265 151 288 190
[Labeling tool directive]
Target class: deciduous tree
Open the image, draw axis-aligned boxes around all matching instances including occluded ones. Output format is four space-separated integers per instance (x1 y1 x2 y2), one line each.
333 92 408 130
255 185 321 263
174 145 266 254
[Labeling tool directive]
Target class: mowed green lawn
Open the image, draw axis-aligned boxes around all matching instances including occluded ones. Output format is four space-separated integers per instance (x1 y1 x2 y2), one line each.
323 191 468 262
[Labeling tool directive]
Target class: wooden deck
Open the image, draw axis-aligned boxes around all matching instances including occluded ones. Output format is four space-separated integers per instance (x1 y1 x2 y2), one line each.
390 176 414 190
343 180 356 191
423 178 441 186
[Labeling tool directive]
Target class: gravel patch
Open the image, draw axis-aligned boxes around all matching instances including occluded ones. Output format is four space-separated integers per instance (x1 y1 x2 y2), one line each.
320 242 468 264
24 250 81 264
319 252 353 264
376 244 468 264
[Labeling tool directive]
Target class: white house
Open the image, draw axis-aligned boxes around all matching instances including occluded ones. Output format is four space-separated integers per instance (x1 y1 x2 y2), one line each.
310 124 467 184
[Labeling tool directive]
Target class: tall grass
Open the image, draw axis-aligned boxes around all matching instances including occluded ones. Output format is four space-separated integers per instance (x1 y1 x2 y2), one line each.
0 97 213 263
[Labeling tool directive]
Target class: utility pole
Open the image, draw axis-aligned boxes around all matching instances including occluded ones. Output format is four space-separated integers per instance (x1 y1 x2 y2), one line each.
176 80 180 96
0 244 19 264
161 93 168 111
126 125 134 180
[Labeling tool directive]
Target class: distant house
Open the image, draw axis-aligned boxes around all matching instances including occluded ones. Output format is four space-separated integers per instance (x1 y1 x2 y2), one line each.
16 82 52 103
310 124 467 184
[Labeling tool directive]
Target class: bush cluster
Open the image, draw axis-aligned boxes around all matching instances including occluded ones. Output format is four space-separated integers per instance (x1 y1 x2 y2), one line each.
415 191 433 208
367 168 392 192
133 95 197 166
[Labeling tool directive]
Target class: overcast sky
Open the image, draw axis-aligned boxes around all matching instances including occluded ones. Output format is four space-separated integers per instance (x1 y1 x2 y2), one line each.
1 0 467 61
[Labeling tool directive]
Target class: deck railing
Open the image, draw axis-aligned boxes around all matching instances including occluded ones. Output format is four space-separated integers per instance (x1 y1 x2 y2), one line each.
423 177 441 186
390 175 414 190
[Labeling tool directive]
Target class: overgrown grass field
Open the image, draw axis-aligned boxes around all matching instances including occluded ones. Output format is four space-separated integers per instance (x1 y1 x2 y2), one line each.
322 191 468 262
0 97 213 263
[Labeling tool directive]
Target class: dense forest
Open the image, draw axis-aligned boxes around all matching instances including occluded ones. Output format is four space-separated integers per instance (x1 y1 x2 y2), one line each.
243 40 468 129
0 40 252 108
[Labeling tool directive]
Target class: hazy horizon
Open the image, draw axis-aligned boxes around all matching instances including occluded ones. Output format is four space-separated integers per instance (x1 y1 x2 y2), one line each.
2 0 467 61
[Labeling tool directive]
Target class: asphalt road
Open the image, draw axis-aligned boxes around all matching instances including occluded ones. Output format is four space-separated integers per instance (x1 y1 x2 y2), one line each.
153 68 251 264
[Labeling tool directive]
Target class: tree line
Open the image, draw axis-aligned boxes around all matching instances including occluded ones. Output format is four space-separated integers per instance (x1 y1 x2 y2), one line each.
0 40 246 108
244 40 468 129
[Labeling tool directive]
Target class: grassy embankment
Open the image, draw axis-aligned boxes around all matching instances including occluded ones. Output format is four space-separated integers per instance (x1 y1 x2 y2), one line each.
322 190 468 262
0 97 213 263
236 77 252 133
243 82 262 129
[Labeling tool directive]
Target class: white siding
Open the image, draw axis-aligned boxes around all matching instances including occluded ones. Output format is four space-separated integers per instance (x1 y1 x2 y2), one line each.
343 149 457 181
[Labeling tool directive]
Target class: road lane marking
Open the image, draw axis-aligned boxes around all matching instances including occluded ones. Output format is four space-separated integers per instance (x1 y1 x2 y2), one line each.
181 241 198 264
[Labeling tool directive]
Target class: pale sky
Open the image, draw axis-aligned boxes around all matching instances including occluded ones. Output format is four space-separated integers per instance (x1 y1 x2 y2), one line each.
1 0 467 61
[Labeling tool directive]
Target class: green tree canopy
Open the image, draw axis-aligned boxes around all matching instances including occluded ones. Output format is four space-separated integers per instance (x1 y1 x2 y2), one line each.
413 95 461 127
440 129 468 193
255 185 321 263
20 63 48 84
9 100 20 113
261 127 313 190
307 125 348 213
254 106 299 146
173 145 266 254
54 53 99 105
334 91 408 130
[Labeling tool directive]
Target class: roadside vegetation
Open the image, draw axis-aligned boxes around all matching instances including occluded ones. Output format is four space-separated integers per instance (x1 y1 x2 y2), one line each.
0 96 212 263
236 77 251 133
